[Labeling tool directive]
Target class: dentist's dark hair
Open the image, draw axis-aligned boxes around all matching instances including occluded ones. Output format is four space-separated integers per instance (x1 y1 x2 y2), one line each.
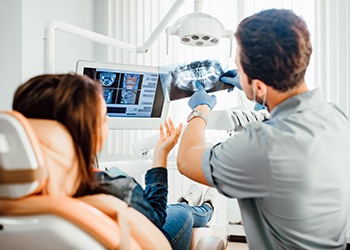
12 73 103 196
235 8 312 92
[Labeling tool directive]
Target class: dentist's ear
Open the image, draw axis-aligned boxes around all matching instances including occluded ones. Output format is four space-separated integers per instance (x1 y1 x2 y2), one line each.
252 79 268 111
252 79 267 97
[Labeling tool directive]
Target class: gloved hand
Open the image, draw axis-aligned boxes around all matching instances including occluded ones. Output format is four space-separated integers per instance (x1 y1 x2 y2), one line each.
221 70 267 111
188 81 217 110
220 69 241 92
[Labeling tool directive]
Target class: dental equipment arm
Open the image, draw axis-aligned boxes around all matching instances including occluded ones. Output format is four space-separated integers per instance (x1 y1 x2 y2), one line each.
44 0 186 73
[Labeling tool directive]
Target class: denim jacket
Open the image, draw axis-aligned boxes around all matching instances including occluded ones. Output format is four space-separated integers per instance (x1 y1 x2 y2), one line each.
90 167 168 229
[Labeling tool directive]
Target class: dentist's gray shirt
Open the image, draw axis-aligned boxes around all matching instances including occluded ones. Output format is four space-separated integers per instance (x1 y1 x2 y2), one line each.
202 89 350 250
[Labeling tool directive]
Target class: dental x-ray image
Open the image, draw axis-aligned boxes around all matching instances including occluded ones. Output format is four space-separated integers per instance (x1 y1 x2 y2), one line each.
100 72 117 86
120 74 140 104
100 72 117 104
159 59 232 101
103 89 114 104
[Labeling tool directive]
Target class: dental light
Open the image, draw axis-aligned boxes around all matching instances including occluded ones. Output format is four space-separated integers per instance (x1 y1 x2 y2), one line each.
43 0 233 74
166 0 234 55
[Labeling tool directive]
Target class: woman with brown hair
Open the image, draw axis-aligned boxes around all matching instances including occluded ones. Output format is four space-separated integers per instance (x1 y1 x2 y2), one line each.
12 73 217 250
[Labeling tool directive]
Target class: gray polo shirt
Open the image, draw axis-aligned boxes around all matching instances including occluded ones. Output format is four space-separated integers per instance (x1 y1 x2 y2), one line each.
203 89 350 250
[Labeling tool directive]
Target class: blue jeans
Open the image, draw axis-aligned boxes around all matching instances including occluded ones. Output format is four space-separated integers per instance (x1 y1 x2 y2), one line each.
92 167 213 249
162 202 213 250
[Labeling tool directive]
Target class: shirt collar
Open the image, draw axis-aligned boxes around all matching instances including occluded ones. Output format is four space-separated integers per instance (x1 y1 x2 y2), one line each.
269 88 324 119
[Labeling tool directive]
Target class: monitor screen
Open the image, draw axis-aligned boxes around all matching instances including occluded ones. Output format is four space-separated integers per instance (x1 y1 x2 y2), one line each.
76 60 169 130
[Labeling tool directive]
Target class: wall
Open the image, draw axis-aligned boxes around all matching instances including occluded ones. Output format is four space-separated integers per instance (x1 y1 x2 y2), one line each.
314 0 350 114
0 0 98 110
0 1 23 110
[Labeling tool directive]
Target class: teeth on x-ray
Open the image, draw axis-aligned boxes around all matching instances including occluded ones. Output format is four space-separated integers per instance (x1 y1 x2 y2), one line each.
171 60 224 91
159 59 229 101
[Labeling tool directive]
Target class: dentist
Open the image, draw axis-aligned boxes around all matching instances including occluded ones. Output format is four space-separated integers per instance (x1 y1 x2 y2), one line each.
177 8 350 250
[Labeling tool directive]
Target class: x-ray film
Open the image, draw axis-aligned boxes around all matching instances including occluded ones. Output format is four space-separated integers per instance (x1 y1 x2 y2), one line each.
159 60 233 101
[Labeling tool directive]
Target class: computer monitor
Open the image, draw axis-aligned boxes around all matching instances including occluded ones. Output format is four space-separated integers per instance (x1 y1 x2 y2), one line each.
76 60 169 130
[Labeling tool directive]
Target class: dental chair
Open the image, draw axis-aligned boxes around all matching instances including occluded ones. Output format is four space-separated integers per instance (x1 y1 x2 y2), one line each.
0 110 226 250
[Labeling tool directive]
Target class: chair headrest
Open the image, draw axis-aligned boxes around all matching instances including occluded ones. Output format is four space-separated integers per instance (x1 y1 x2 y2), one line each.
0 111 81 199
0 111 46 199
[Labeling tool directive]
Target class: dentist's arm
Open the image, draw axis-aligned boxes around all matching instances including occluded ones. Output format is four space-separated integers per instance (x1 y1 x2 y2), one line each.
177 82 216 186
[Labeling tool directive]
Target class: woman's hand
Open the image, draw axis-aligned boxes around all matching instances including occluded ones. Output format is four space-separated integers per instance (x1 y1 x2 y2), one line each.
152 118 182 168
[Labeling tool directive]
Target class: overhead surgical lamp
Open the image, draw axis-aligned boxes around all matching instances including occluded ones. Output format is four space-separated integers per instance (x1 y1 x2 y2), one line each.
43 0 233 74
166 0 234 55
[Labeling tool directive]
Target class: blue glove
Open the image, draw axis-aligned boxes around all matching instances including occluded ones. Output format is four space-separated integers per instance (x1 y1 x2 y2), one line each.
220 69 241 92
188 82 217 110
254 103 267 111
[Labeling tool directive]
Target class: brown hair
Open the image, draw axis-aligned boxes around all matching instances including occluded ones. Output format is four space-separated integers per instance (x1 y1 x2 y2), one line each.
12 73 103 196
235 9 312 92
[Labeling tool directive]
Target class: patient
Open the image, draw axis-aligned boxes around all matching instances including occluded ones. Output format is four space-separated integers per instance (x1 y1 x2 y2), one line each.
12 73 217 250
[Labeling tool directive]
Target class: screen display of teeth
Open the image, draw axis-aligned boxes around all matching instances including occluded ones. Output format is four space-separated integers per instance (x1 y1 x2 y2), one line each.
76 61 169 130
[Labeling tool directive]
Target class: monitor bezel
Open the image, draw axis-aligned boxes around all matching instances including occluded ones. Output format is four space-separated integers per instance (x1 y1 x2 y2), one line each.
76 60 169 130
